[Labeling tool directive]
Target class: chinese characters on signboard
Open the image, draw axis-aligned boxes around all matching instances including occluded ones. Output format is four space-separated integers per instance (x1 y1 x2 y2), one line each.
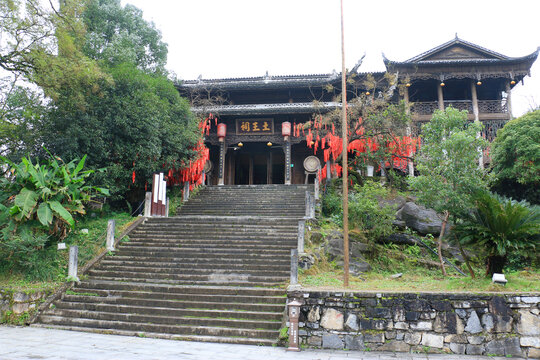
236 119 273 135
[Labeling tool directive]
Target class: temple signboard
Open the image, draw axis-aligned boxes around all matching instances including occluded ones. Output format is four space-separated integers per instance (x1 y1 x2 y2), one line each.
236 118 273 135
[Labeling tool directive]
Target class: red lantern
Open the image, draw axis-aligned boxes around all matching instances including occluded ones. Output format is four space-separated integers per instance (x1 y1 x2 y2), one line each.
282 121 291 137
217 123 227 138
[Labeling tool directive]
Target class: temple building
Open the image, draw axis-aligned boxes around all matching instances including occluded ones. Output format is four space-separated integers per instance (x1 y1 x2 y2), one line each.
177 37 538 186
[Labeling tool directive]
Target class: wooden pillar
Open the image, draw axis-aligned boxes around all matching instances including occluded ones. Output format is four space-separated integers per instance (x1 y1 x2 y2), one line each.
284 139 291 185
218 140 225 186
267 151 273 184
471 80 484 169
437 83 444 111
404 86 414 177
506 81 513 119
249 155 253 185
471 80 480 122
229 152 235 185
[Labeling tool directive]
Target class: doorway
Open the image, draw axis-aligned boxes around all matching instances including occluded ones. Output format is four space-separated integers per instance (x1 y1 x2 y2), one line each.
230 143 285 185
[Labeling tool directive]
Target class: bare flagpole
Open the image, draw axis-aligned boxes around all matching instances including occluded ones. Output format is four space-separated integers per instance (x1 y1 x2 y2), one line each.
340 0 349 287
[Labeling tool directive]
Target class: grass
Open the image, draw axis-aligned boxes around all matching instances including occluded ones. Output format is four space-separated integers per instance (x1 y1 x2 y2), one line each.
0 210 134 292
302 214 540 293
0 275 60 292
299 269 540 293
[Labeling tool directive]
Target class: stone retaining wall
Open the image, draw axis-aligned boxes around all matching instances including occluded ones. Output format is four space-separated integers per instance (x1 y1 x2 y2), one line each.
287 289 540 358
1 288 52 324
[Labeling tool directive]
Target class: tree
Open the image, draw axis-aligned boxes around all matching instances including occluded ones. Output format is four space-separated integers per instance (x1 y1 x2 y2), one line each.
303 73 416 180
0 0 55 76
490 110 540 204
408 107 488 276
0 0 109 108
82 0 167 73
453 191 539 276
39 0 200 204
43 63 199 203
0 86 46 161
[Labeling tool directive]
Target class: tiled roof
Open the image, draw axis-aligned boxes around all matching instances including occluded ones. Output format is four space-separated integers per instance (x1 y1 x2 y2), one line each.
191 102 340 115
179 72 340 90
383 36 539 68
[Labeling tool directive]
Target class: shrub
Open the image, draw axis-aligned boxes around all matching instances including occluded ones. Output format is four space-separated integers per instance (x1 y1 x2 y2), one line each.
453 191 540 276
321 180 395 242
0 153 108 239
0 153 108 280
349 181 395 241
490 110 540 204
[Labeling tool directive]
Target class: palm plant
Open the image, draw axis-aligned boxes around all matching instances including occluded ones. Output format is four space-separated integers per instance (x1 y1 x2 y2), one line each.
454 191 540 276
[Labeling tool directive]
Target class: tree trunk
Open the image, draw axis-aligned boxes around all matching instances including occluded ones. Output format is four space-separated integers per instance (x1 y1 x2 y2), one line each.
486 255 506 277
458 242 475 279
438 211 449 276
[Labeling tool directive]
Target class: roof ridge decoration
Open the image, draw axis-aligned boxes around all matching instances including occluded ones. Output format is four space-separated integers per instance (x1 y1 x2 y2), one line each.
404 36 509 63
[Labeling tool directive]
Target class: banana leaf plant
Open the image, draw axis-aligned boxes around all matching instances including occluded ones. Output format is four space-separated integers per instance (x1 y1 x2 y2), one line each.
0 152 109 240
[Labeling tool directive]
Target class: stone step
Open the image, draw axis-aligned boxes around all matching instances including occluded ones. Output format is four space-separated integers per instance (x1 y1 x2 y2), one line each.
50 302 282 322
118 242 296 250
58 295 285 313
114 246 293 255
86 271 288 284
123 238 297 245
67 288 287 305
38 316 278 340
37 184 307 345
99 259 289 271
44 309 281 330
107 255 290 266
132 224 298 231
75 280 285 296
177 211 304 216
88 275 286 287
145 215 301 222
91 266 289 277
30 324 276 346
129 231 297 238
132 226 298 233
128 233 297 240
112 250 292 259
179 203 304 208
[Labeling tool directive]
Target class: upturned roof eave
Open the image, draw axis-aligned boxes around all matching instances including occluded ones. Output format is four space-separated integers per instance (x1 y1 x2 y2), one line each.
383 49 539 75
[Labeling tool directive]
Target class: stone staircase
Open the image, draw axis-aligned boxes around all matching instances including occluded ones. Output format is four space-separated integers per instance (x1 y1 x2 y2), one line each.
35 184 310 345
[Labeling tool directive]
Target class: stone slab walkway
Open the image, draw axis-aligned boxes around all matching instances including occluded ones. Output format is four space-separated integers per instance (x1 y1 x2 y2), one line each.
0 326 525 360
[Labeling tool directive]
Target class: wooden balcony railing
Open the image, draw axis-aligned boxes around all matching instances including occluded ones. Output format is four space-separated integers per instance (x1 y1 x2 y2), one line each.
411 100 508 115
443 100 474 113
410 102 439 115
411 118 507 142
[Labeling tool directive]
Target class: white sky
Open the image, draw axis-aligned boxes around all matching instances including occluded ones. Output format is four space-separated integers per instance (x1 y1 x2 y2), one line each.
121 0 540 116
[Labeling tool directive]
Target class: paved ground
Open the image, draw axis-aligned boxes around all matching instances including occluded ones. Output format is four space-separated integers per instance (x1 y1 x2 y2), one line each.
0 326 524 360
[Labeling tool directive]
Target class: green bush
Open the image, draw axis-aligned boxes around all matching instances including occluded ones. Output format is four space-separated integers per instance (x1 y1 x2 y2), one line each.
453 191 540 275
0 153 108 240
0 153 109 280
321 180 343 217
0 226 61 281
490 110 540 204
321 180 395 242
349 181 395 241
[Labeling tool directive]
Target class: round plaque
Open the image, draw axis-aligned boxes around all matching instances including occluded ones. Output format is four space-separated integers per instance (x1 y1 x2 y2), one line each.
303 156 320 173
203 160 213 173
